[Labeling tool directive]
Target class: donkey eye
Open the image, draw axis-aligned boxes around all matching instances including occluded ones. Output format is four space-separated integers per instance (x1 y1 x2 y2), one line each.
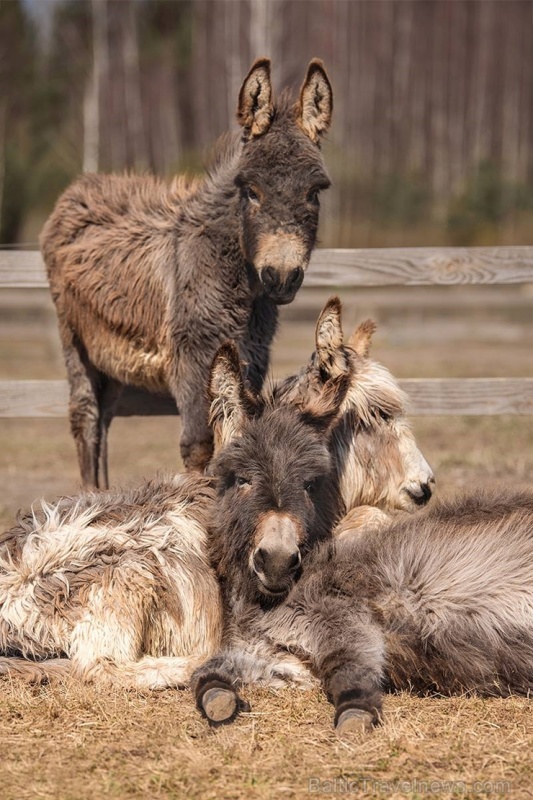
244 187 260 203
235 476 251 488
304 480 316 495
307 187 320 205
378 410 392 423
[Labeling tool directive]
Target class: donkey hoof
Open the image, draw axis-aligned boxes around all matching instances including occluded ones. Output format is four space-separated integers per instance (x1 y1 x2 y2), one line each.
202 687 238 724
335 708 374 737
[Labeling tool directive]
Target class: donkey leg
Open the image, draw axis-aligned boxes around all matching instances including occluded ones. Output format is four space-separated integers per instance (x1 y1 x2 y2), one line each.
0 657 72 683
191 651 251 726
74 654 208 690
174 375 214 472
59 324 102 488
69 566 208 690
334 506 392 540
97 378 123 490
303 601 385 736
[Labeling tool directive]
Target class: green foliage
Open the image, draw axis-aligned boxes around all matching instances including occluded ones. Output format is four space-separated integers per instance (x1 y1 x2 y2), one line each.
447 161 533 245
140 0 193 68
0 143 28 243
371 173 430 227
0 0 37 242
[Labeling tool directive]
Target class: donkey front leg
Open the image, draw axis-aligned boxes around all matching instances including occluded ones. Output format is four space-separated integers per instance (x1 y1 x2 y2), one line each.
191 650 252 726
334 506 392 540
302 600 386 736
173 362 214 472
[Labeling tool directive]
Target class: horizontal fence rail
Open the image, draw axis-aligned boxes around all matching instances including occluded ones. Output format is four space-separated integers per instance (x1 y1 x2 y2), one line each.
2 378 533 418
3 246 533 288
1 247 532 418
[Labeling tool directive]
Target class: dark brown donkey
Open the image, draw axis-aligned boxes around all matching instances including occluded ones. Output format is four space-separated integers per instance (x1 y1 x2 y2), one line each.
40 58 333 487
192 349 533 735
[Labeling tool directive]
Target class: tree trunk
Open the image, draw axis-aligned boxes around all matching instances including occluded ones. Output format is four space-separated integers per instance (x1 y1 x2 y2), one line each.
83 0 108 173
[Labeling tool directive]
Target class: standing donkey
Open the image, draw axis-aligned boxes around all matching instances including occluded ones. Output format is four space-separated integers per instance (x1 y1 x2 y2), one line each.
192 354 533 734
40 58 333 487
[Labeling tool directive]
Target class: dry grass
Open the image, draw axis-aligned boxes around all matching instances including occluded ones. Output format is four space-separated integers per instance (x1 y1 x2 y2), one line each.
1 680 531 800
1 287 532 798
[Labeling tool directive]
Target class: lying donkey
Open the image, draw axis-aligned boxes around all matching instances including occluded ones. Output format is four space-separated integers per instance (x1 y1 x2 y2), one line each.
0 343 348 687
193 357 533 733
0 302 432 688
275 296 434 517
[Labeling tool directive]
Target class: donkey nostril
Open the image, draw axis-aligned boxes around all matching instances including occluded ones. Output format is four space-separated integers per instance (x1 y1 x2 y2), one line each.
253 547 267 573
406 481 433 506
287 550 301 572
261 267 279 291
420 482 433 502
286 267 304 290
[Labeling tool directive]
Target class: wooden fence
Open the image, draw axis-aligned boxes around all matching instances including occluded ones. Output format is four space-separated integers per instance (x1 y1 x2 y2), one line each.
1 246 533 418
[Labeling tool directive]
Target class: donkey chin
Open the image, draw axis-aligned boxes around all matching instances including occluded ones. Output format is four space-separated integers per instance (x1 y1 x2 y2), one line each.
254 572 300 600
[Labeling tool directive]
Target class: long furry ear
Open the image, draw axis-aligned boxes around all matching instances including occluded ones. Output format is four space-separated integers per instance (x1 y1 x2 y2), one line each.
237 58 273 138
297 59 333 144
209 343 259 450
299 372 351 433
315 296 348 379
348 320 377 358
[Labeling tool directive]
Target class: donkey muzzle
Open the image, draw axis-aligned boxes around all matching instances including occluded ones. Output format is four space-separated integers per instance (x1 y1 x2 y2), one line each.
252 513 302 595
261 266 304 304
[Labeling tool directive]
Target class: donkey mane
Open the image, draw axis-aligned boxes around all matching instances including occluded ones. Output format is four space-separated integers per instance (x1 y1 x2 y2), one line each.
204 90 302 176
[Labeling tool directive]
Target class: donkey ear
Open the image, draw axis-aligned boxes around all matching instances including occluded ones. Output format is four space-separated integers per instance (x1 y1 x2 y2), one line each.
237 58 273 138
209 342 258 449
297 59 333 144
300 372 351 433
347 320 377 358
315 296 348 379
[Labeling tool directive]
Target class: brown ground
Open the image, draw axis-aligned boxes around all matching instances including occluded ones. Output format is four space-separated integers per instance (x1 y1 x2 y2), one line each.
0 285 532 799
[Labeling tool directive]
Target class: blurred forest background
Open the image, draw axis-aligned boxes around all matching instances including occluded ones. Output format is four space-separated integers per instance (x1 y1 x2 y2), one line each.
1 0 533 248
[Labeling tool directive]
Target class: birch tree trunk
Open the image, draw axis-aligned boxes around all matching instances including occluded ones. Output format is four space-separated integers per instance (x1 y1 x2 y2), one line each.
83 0 108 173
123 0 146 169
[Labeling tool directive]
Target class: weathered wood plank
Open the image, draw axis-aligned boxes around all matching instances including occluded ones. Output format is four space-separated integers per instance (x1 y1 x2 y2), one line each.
401 378 533 416
2 378 533 417
0 382 177 418
3 246 533 288
0 251 44 287
307 247 533 287
0 380 68 417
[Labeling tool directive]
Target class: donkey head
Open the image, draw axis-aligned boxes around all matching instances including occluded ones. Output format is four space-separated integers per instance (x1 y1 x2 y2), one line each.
207 342 348 603
275 298 435 514
235 58 332 305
